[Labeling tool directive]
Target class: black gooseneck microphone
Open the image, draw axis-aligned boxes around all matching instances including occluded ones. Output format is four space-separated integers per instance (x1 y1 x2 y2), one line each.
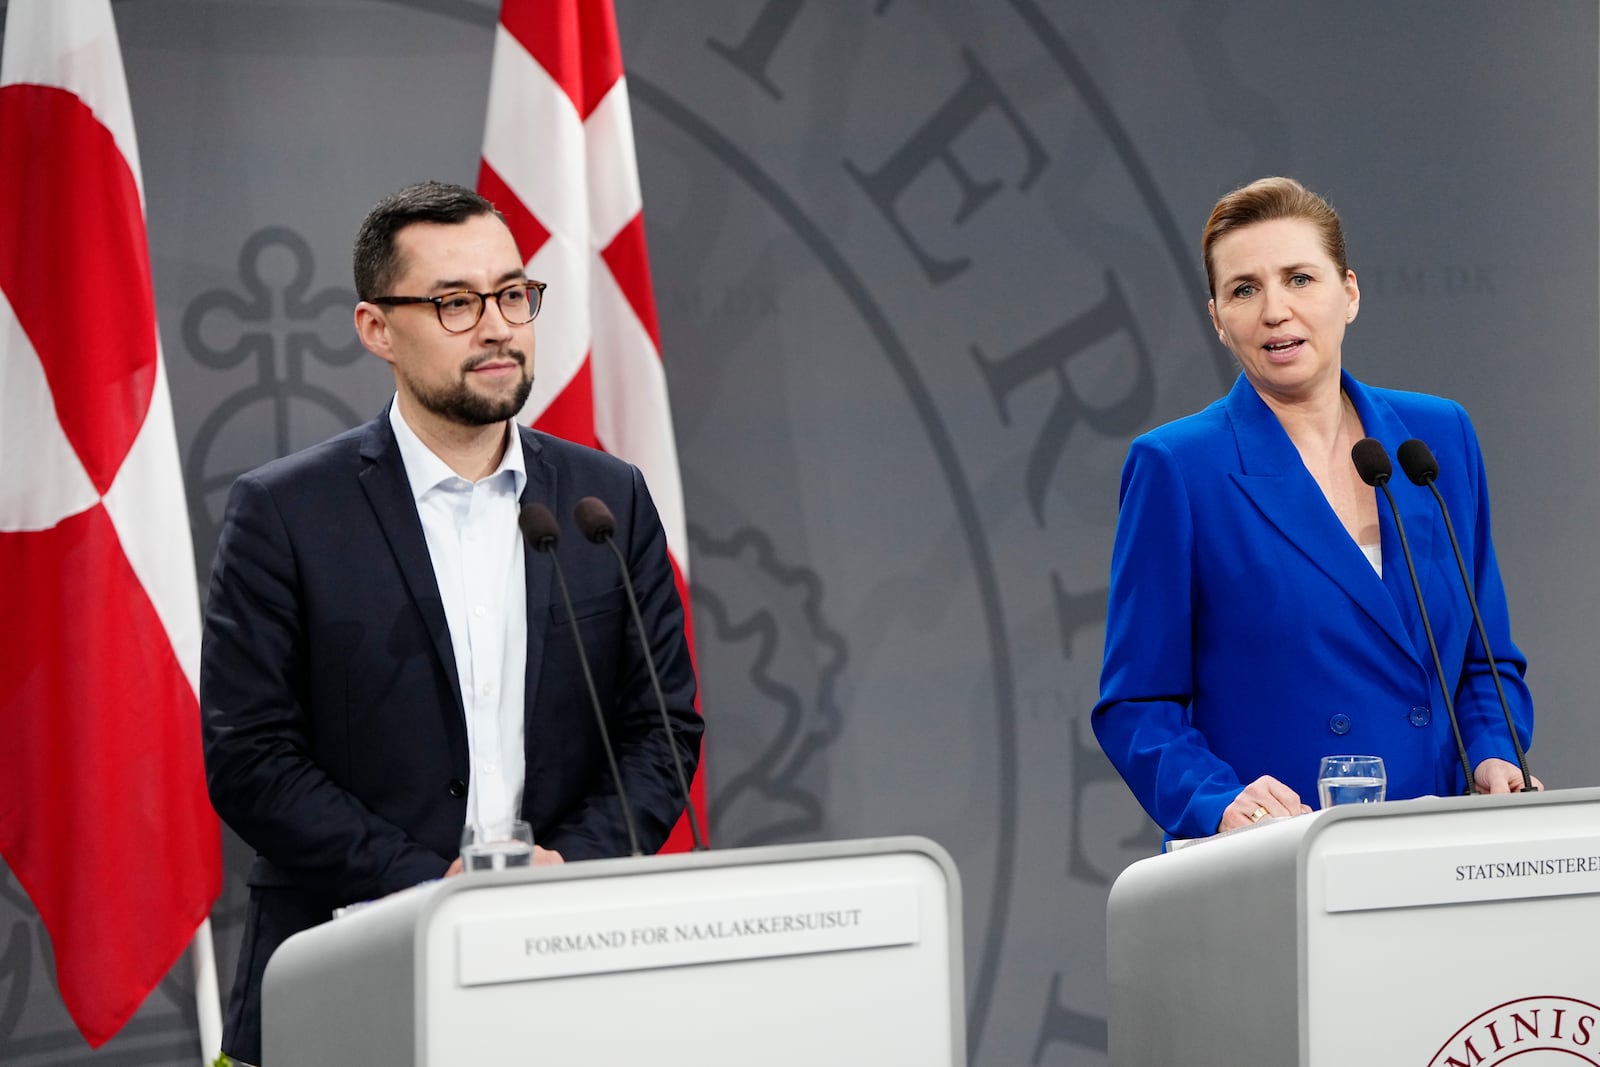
518 502 643 856
1351 438 1476 794
573 496 707 851
1396 438 1536 792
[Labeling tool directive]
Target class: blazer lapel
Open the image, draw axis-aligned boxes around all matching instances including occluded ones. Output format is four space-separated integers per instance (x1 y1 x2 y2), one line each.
355 410 466 731
518 427 556 771
1224 374 1418 663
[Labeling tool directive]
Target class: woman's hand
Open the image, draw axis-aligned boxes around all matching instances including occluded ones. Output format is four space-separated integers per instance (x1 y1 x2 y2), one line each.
1218 775 1313 832
1473 757 1544 794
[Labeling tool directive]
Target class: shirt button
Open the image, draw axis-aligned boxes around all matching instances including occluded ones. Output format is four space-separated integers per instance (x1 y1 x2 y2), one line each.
479 682 493 697
1328 713 1352 735
1409 706 1432 727
473 605 486 618
478 762 498 777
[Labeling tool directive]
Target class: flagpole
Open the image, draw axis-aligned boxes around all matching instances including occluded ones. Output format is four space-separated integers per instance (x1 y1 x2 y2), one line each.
192 918 222 1063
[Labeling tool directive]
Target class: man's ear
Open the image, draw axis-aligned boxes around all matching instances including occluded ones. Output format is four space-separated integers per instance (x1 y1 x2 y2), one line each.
354 302 395 366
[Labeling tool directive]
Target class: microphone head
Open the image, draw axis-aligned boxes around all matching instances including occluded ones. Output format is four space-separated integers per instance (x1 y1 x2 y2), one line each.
573 496 617 544
1396 438 1439 486
1351 437 1393 487
518 502 561 551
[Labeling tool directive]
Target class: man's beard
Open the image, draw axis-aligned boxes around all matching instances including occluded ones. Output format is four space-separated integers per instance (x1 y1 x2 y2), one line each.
407 349 534 426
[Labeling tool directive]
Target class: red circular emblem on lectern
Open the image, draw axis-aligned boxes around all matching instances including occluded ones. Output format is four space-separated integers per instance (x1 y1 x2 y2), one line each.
1428 997 1600 1066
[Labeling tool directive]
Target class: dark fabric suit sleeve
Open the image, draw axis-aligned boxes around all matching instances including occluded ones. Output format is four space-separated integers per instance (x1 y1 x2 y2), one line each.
201 473 449 902
1092 435 1240 838
539 465 702 860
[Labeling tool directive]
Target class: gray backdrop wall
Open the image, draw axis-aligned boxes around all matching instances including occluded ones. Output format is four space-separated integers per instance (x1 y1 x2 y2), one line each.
1 2 1595 1064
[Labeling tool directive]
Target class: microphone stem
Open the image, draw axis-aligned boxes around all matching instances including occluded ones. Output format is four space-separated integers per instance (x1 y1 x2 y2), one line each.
1422 479 1536 791
1379 480 1476 794
600 535 707 851
547 548 643 857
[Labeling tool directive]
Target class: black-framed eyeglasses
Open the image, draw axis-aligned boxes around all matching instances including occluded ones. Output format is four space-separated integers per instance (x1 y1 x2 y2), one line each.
370 280 546 334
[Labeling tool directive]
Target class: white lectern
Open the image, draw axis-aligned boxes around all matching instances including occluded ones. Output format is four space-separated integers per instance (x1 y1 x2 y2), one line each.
262 835 963 1065
1107 787 1600 1066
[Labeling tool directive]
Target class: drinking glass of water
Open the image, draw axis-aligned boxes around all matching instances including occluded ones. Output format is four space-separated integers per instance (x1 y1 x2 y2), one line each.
1318 755 1386 809
460 819 534 872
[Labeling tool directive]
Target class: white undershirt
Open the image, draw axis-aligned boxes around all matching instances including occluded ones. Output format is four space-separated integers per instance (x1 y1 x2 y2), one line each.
1359 542 1382 578
390 399 528 832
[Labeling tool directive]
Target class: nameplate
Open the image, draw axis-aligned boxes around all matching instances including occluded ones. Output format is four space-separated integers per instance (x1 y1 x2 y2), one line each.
456 882 921 986
1323 836 1600 913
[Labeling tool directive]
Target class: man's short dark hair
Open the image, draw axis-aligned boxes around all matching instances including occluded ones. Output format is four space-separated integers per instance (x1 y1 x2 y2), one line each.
352 181 506 300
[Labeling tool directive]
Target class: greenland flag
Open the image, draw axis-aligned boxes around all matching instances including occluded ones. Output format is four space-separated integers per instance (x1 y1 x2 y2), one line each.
480 0 705 849
0 0 222 1048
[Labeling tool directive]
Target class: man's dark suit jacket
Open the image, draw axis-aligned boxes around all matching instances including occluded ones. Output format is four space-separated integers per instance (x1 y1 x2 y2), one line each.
200 408 702 1064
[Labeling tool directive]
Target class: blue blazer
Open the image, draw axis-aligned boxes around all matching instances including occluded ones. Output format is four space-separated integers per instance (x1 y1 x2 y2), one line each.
201 408 701 1061
1093 372 1533 839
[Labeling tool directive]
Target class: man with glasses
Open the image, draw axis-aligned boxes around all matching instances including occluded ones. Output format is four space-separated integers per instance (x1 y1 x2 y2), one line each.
200 181 702 1066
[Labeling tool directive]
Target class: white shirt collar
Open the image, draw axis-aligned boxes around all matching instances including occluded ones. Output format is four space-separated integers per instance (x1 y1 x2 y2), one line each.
388 396 528 500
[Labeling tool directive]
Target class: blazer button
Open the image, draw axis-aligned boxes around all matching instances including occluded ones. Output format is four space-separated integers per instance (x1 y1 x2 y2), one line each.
1409 706 1432 727
446 778 467 798
1328 714 1352 735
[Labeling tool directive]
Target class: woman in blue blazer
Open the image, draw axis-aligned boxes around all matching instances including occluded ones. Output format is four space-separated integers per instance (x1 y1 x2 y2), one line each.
1093 177 1538 840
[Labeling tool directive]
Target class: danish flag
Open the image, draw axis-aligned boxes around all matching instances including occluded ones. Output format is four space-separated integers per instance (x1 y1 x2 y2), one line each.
0 0 221 1049
480 0 705 849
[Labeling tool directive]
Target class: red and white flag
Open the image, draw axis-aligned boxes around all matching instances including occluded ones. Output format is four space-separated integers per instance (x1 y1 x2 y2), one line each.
480 0 705 848
0 0 222 1049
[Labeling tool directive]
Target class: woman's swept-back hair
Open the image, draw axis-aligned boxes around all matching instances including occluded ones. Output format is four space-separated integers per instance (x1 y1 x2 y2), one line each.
1201 176 1347 297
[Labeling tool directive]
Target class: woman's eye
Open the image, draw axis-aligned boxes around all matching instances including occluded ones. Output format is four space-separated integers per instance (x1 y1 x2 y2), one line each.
1232 283 1255 299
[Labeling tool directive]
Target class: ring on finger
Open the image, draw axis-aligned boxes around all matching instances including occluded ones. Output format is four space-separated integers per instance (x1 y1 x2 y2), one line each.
1248 806 1269 823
